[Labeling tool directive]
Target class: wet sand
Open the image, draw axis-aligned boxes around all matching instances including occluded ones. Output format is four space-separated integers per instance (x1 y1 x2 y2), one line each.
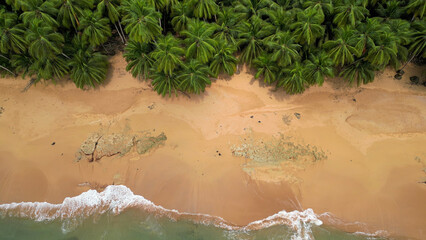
0 54 425 239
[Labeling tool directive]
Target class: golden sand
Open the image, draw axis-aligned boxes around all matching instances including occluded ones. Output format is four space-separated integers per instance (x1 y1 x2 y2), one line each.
0 54 425 239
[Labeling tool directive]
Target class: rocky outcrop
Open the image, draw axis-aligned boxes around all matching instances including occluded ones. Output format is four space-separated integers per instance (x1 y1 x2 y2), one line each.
76 131 167 162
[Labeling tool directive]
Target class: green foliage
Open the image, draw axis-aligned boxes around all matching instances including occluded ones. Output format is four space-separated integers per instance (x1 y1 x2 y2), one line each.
121 0 162 43
265 31 301 67
79 10 112 47
277 62 308 94
68 41 109 89
57 0 93 30
20 0 59 27
333 0 369 27
210 41 237 77
151 71 181 97
303 52 334 86
254 54 278 84
323 27 360 66
409 20 426 58
177 59 211 94
26 20 64 59
123 41 154 80
182 19 217 63
340 60 377 86
237 17 274 66
150 34 184 75
0 9 26 54
187 0 218 20
0 0 424 95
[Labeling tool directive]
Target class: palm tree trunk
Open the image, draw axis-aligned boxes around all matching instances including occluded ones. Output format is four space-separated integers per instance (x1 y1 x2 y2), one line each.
114 23 125 44
62 53 71 59
399 54 416 71
101 43 109 54
21 78 36 92
0 54 11 61
0 64 16 76
118 21 126 43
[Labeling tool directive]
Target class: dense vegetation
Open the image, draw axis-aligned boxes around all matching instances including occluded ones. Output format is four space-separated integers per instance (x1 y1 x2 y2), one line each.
0 0 425 95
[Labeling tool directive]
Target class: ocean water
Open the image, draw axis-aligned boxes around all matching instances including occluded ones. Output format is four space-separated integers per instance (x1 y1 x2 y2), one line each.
0 185 389 240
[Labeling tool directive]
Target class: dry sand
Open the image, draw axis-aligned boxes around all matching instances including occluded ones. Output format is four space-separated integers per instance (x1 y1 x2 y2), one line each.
0 54 425 239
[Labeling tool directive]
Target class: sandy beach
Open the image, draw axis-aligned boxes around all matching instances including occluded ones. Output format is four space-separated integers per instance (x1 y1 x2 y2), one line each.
0 54 425 239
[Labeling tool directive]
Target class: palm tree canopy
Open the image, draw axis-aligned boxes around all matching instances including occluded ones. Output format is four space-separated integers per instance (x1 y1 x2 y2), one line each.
0 9 27 54
79 10 112 47
340 60 377 86
177 59 211 94
237 17 274 66
209 41 237 77
56 0 93 30
26 20 64 59
323 27 360 66
151 71 181 97
303 52 334 86
20 0 59 27
69 45 109 89
333 0 369 27
277 62 308 94
123 40 154 80
187 0 219 20
265 31 301 67
254 53 278 84
182 19 217 63
120 0 162 43
150 34 184 75
290 8 325 46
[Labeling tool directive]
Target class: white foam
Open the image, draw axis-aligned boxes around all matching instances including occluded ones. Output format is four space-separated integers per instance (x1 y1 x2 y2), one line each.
0 185 322 239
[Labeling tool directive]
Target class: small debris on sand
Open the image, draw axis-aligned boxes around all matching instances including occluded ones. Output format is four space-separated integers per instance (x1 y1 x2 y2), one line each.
294 113 301 119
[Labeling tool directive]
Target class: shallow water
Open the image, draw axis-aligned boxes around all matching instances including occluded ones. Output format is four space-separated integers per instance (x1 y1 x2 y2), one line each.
0 185 390 240
0 211 389 240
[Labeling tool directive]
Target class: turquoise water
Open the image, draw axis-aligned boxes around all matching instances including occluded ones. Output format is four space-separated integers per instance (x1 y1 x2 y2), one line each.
0 186 389 240
0 211 388 240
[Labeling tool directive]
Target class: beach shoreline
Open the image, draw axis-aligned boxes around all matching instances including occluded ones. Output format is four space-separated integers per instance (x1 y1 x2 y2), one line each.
0 54 425 239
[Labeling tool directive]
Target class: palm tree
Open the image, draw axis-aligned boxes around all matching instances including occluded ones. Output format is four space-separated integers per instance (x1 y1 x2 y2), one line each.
290 8 325 46
187 0 219 20
120 0 162 43
79 10 112 47
20 0 59 27
365 32 398 69
29 55 69 83
177 59 211 94
150 34 184 75
171 1 192 32
340 60 377 86
333 0 369 27
57 0 92 30
277 62 308 94
25 20 64 59
265 31 301 67
11 53 33 78
237 17 274 66
97 0 126 43
376 0 405 19
387 19 411 69
181 20 217 63
123 40 154 80
303 52 334 86
69 45 109 89
0 10 27 54
323 27 360 67
234 0 274 21
405 0 425 20
303 0 333 19
0 54 15 76
263 6 295 32
253 53 278 84
151 71 181 96
354 17 384 56
210 41 237 76
408 20 426 58
213 7 240 45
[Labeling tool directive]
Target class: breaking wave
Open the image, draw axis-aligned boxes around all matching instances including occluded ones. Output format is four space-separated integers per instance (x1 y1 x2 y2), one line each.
0 185 322 240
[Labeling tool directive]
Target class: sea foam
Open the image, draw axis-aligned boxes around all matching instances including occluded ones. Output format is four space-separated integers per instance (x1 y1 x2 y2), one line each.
0 185 321 239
